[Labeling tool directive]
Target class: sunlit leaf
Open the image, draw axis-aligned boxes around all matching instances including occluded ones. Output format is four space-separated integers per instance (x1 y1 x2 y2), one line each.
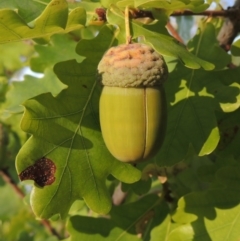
0 42 34 72
206 68 240 113
152 67 217 165
31 34 84 73
101 0 121 8
16 26 141 219
4 68 68 114
0 0 86 43
0 0 48 22
135 0 209 12
68 1 102 24
116 0 135 8
1 1 240 240
171 162 240 241
153 64 240 166
149 20 240 166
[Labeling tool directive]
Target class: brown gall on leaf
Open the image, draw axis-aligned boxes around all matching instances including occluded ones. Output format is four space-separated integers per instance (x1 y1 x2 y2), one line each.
95 8 106 21
19 157 56 187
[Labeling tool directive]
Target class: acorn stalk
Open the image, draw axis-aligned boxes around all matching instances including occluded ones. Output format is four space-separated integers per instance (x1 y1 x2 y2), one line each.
98 43 168 163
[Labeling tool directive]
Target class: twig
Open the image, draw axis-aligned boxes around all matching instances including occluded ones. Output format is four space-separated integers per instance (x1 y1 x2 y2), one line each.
41 220 62 239
171 8 239 17
112 183 128 206
166 22 185 44
0 169 25 198
0 169 62 240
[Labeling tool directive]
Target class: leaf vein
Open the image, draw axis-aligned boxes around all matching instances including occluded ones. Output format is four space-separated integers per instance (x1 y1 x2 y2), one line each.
77 80 100 199
30 109 84 120
0 21 22 40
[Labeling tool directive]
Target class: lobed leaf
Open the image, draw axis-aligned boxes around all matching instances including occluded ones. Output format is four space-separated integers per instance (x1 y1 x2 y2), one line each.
153 67 218 165
0 0 48 22
154 65 240 166
0 0 86 44
188 23 231 70
4 68 68 114
150 20 240 166
31 34 85 73
16 26 141 219
171 162 240 241
65 195 170 240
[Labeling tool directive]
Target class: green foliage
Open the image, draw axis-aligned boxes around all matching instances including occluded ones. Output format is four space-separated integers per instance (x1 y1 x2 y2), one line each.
66 195 170 241
154 22 239 166
0 0 85 43
5 68 67 113
172 160 240 241
16 26 141 218
0 121 22 183
231 39 240 56
0 181 58 241
107 5 214 70
30 34 84 73
0 41 34 73
0 0 240 240
133 0 209 11
0 0 48 22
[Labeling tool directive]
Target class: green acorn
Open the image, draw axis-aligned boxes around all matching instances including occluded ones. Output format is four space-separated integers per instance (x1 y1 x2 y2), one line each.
98 43 168 163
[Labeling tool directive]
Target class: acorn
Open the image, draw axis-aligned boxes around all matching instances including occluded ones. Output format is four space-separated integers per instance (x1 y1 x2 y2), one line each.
98 43 168 163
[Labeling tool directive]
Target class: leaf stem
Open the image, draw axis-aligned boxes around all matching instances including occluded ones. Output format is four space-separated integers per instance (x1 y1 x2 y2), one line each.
125 6 131 44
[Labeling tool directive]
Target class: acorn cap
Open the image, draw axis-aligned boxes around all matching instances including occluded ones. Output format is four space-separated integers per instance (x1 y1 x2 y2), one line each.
97 43 168 87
